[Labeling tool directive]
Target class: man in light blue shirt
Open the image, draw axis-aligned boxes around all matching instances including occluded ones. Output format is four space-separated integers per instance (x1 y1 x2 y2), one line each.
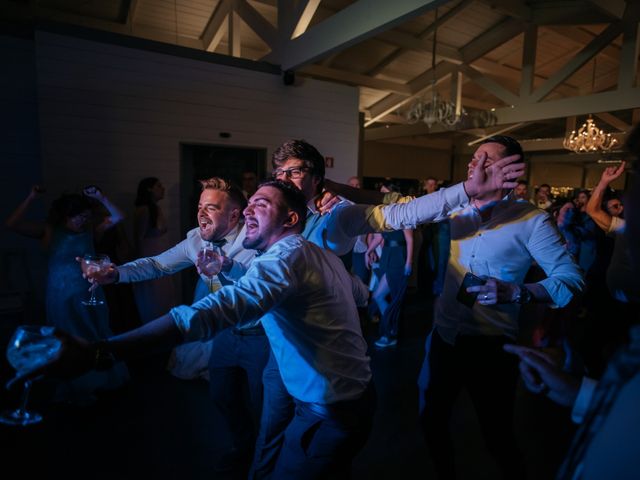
94 177 265 475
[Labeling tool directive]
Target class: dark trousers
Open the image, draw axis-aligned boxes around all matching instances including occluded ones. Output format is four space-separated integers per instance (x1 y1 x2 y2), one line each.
208 327 270 472
250 352 295 479
418 330 525 480
273 382 376 479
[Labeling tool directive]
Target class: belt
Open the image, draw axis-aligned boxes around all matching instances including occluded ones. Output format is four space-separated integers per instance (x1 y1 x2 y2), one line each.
232 324 265 336
301 381 375 420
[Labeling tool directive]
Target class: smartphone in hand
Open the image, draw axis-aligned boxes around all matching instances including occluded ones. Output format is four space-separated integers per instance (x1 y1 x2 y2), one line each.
456 272 487 307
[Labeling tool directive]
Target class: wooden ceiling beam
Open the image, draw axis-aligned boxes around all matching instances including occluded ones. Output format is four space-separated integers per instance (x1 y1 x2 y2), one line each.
273 0 450 71
367 0 473 75
202 0 232 52
291 0 322 39
376 30 463 63
594 112 632 132
365 18 524 126
529 22 623 102
300 65 412 94
233 0 278 50
545 26 621 62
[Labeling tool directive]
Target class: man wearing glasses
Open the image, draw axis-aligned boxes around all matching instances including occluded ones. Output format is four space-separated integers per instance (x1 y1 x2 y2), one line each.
243 138 527 478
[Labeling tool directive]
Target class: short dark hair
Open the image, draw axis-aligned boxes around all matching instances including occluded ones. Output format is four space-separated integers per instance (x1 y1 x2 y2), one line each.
480 135 524 160
272 139 325 182
258 180 308 232
517 180 528 187
48 193 91 227
199 177 247 212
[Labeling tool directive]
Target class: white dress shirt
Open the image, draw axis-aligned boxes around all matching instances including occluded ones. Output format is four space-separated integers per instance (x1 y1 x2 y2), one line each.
171 234 371 404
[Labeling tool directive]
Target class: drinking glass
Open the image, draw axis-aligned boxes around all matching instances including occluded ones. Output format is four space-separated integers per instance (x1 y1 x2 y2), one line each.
80 254 110 306
0 325 61 426
198 245 222 291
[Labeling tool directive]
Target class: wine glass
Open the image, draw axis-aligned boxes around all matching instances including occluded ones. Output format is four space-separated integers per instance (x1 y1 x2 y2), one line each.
0 325 61 426
198 245 222 292
80 254 110 306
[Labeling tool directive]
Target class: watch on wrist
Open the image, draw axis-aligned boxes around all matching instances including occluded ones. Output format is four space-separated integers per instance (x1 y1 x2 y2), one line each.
515 285 533 304
93 340 116 371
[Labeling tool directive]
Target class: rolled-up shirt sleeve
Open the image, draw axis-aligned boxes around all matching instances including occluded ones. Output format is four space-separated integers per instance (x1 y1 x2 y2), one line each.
170 251 296 342
527 214 585 307
118 239 194 283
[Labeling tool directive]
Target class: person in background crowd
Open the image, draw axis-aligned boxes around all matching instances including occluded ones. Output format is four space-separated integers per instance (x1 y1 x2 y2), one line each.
533 183 553 210
347 176 361 189
242 171 259 200
6 184 129 404
132 177 177 323
504 122 640 480
514 180 529 200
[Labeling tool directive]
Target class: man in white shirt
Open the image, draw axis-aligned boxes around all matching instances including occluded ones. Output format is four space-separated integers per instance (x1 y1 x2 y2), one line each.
355 136 583 480
23 180 374 479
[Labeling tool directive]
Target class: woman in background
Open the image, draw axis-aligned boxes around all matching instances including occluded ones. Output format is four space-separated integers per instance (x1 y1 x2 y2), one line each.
367 181 414 349
6 185 129 404
132 177 177 323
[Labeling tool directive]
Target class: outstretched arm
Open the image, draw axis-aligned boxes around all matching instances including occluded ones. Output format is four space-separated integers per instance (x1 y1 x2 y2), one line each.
586 162 626 232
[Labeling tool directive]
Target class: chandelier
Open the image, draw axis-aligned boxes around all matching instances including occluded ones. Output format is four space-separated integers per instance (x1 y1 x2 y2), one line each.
563 116 618 153
404 9 464 129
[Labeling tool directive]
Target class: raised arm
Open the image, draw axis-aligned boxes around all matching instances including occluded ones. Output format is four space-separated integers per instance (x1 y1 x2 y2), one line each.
403 229 414 276
84 186 126 236
586 162 626 232
5 185 48 239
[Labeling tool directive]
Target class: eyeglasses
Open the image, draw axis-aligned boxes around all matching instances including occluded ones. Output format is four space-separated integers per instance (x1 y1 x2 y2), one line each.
272 166 310 180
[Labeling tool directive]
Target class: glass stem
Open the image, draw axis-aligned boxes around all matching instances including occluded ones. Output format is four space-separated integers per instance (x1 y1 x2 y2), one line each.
17 380 33 416
89 284 96 304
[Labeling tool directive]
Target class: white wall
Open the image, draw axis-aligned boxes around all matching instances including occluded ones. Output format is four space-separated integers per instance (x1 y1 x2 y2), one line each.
32 30 360 247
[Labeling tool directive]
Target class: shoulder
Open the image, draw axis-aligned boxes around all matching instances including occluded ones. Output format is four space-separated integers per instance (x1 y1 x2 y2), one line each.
186 227 200 240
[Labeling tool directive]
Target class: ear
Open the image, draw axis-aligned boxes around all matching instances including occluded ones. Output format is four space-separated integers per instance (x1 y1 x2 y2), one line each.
311 174 323 195
229 207 241 223
282 209 300 229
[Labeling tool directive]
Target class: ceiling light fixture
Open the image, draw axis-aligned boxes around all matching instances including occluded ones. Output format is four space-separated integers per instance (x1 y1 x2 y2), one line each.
563 115 618 153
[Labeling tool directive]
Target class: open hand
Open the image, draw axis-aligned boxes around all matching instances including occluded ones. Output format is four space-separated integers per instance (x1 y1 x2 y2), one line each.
464 153 525 198
503 344 581 407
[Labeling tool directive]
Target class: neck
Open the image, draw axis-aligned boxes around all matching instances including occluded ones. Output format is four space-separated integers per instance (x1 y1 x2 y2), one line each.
472 190 504 209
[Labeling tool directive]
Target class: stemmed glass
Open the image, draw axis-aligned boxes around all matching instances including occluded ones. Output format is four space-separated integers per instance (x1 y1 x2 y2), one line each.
198 245 222 291
0 325 61 426
80 254 110 306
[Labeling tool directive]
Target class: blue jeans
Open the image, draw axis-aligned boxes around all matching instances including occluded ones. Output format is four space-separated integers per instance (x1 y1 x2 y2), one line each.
273 382 376 479
250 351 295 479
208 327 270 471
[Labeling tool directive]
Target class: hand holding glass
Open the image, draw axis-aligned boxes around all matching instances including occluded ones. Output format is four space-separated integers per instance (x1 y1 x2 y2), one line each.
0 325 61 426
80 254 110 306
198 246 222 278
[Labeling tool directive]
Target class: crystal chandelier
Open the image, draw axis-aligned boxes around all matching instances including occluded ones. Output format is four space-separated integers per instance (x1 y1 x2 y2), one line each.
404 9 464 129
562 116 618 153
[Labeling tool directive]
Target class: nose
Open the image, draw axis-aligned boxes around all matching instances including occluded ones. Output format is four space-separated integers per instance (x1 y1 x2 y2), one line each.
243 204 253 217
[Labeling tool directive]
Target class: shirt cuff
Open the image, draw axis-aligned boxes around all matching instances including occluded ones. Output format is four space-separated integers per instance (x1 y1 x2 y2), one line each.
117 266 131 283
571 376 598 424
170 304 213 343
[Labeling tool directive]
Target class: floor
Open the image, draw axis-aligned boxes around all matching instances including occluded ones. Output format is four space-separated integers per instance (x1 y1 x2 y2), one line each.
0 291 575 479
